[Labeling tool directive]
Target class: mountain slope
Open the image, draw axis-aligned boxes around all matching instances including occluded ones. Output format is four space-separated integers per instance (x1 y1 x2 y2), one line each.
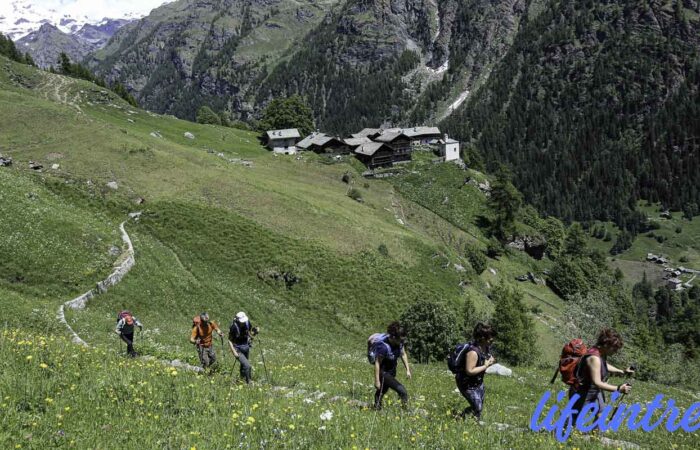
90 0 344 121
441 0 700 227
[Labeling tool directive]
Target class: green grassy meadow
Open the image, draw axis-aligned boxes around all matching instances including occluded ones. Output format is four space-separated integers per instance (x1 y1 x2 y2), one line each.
1 56 699 448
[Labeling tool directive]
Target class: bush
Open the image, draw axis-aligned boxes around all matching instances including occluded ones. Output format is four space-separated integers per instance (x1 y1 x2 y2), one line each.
655 234 666 244
490 283 537 365
675 226 682 234
486 238 504 259
341 172 352 184
347 188 363 202
464 245 486 275
401 300 460 363
196 106 222 125
378 244 389 257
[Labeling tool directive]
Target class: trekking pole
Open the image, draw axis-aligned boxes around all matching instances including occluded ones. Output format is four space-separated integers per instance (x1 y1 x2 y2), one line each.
256 336 271 384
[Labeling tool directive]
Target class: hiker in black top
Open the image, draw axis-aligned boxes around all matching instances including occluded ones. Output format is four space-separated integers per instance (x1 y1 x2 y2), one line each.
227 311 258 384
571 328 634 426
115 312 143 357
373 322 411 410
456 322 496 420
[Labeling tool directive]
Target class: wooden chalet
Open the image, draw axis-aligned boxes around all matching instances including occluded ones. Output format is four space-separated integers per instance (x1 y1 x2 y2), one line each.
350 128 382 140
374 131 412 163
297 132 350 154
354 142 394 169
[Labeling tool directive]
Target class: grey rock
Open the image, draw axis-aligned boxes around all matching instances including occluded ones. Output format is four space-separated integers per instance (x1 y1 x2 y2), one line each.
0 154 12 167
106 181 119 190
29 161 43 171
184 132 195 139
51 163 60 170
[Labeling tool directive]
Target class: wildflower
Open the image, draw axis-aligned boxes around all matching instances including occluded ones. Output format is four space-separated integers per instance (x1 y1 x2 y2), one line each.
39 363 48 369
320 410 333 421
288 424 295 430
26 356 32 361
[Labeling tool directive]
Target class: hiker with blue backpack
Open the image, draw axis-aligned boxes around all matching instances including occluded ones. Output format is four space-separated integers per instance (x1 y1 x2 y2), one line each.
115 310 143 357
368 321 412 410
448 322 497 420
227 311 259 384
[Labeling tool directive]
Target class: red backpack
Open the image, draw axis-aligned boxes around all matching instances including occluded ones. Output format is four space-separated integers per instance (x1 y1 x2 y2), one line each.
550 338 588 388
117 310 133 325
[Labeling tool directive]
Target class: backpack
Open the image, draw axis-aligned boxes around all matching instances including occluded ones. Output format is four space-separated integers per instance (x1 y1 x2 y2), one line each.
447 343 472 374
367 333 388 364
117 310 133 325
229 320 250 343
550 338 588 387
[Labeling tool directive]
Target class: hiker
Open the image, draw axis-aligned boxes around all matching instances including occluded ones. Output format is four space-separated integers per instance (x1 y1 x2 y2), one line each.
455 322 496 420
115 311 143 357
227 311 259 384
570 328 634 424
190 312 224 369
371 321 412 410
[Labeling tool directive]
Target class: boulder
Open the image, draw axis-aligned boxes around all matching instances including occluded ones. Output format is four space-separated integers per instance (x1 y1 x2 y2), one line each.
150 131 162 139
51 164 60 170
0 154 12 167
106 181 119 190
28 161 43 171
184 132 195 139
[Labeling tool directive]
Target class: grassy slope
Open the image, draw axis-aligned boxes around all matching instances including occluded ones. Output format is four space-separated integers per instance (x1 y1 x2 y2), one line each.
1 57 698 448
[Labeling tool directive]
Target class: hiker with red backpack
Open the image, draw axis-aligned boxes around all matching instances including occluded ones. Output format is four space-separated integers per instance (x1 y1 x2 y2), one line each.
227 311 259 384
368 321 412 410
190 312 224 370
115 310 143 357
448 322 497 420
553 328 634 426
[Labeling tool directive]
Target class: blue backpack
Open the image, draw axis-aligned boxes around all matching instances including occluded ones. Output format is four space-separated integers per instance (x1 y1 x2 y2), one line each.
367 333 388 364
447 343 472 374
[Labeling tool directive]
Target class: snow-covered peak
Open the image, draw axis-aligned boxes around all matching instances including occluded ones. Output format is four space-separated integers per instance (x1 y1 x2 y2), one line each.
0 0 171 40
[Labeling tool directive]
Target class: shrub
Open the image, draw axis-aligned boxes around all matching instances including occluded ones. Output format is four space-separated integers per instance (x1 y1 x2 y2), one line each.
486 238 504 259
490 283 537 365
196 106 222 125
347 188 363 202
675 226 682 234
464 245 486 274
378 243 389 257
341 172 352 184
401 300 460 363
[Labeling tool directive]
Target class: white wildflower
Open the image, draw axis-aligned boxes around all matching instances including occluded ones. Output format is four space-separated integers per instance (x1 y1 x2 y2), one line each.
320 410 333 421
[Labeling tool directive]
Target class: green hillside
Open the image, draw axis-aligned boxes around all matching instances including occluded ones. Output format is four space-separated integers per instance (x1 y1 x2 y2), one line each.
1 56 699 448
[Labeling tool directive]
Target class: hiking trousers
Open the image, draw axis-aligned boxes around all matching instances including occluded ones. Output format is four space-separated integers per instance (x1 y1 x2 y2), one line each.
374 371 408 409
456 378 485 419
120 332 135 356
235 344 252 383
198 345 216 368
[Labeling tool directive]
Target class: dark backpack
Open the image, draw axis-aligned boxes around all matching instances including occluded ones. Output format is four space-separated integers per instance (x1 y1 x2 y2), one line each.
229 320 250 344
447 343 472 374
550 338 588 387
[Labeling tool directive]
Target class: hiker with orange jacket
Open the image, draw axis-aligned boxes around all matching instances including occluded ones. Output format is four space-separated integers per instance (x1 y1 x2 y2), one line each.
190 312 224 369
115 311 142 357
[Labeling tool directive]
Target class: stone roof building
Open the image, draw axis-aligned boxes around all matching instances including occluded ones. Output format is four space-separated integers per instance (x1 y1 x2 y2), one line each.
266 129 301 154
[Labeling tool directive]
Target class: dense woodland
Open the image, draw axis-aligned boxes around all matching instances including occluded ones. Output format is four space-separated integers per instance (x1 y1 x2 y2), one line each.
441 0 700 229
